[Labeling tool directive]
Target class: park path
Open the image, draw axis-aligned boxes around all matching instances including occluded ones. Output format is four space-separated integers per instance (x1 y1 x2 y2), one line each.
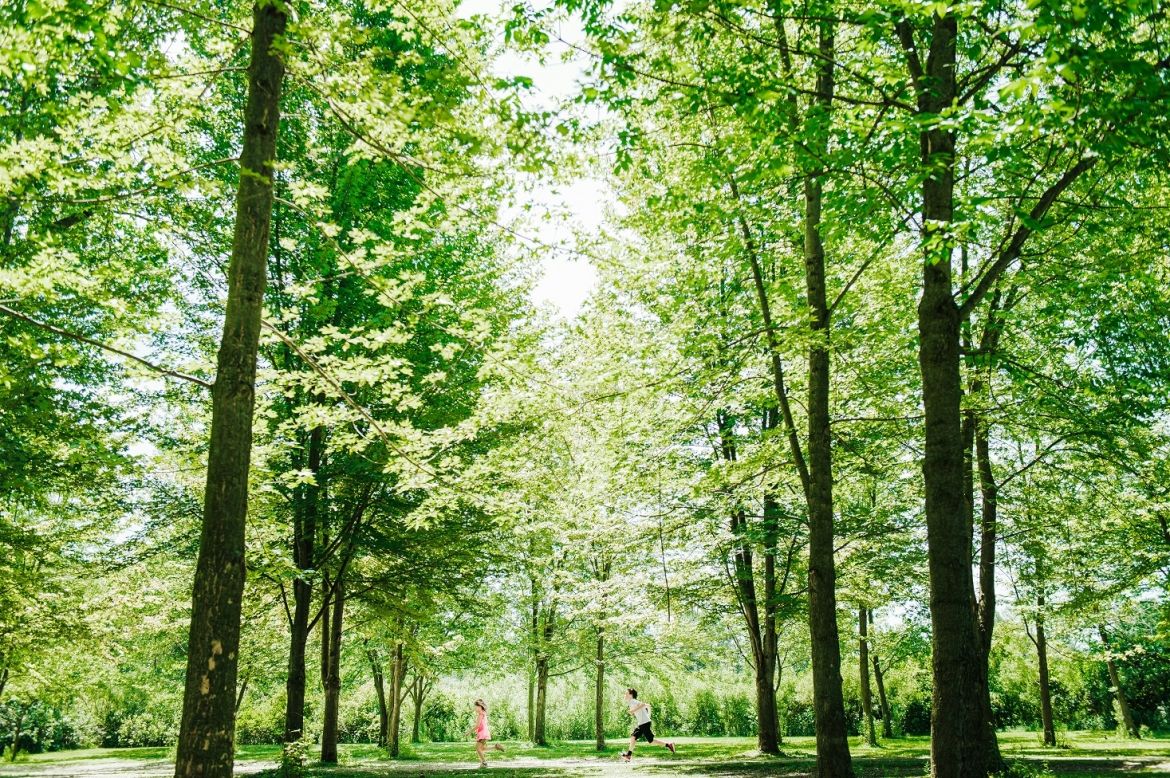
2 753 1170 777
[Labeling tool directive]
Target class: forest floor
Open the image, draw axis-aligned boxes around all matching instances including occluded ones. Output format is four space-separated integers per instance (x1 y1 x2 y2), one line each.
1 733 1169 777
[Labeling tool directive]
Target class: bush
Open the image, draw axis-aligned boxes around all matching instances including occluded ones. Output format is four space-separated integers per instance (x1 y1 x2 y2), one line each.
690 690 724 736
278 739 309 778
722 693 756 737
899 697 931 736
422 692 462 742
117 710 176 747
784 700 815 737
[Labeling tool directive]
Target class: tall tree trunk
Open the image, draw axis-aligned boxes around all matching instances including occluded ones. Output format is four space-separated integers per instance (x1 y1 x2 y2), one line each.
173 5 287 776
388 642 407 757
975 418 1007 771
528 575 537 742
534 653 549 746
1098 625 1139 738
594 627 606 751
900 9 986 776
801 20 852 777
718 413 781 755
285 424 324 743
368 648 388 748
869 610 894 739
533 598 555 747
409 675 426 744
859 607 877 746
320 578 344 763
1035 597 1056 747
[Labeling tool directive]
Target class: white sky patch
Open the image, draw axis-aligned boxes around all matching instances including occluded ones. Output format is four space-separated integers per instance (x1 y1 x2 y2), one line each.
458 0 602 319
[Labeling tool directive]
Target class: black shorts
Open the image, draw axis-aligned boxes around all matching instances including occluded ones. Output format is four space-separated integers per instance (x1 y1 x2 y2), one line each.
632 722 655 742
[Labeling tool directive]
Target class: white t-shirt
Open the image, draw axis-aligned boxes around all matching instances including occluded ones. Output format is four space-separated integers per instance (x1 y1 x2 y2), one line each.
629 701 651 725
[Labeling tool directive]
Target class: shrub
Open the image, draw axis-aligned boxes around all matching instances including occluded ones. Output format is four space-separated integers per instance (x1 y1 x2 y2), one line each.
722 693 756 737
899 697 931 736
277 739 309 778
422 692 461 742
690 689 724 736
784 700 815 737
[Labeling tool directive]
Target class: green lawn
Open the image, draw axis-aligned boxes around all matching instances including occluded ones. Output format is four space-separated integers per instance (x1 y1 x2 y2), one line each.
1 733 1168 777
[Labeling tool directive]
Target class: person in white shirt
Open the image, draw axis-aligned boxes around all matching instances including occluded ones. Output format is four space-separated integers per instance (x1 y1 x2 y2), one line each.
621 688 676 761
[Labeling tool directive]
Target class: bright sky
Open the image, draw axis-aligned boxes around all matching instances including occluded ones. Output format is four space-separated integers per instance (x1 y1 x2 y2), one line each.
456 0 602 319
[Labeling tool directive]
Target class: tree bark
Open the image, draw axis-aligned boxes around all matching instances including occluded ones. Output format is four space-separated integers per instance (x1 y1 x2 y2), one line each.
801 20 852 777
868 610 894 739
1035 597 1056 747
388 642 407 757
900 9 986 775
534 653 549 746
173 5 286 776
284 424 324 743
368 648 388 748
409 675 427 744
320 578 344 763
717 413 781 755
975 416 1007 771
594 627 606 751
1099 625 1139 738
859 607 877 746
533 596 555 746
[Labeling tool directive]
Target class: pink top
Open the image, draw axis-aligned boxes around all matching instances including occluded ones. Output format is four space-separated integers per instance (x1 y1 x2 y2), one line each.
476 708 490 740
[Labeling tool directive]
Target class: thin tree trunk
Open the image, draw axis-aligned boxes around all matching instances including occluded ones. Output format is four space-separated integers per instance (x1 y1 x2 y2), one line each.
1035 597 1056 746
859 607 877 746
899 10 986 776
0 668 7 701
410 676 426 744
594 627 605 751
869 612 894 740
1099 625 1139 738
528 575 537 742
975 417 1007 771
320 578 344 763
285 424 323 743
388 642 407 757
801 20 852 777
534 654 549 746
534 596 555 746
235 676 249 715
173 5 286 776
368 648 388 748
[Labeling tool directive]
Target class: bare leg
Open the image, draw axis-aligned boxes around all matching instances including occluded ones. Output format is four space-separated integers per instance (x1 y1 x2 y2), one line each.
476 740 487 766
493 742 505 752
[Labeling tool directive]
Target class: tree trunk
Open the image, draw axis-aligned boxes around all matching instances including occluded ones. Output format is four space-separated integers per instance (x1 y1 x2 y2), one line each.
235 676 249 714
975 419 1007 771
0 667 7 701
320 578 344 763
904 10 986 776
594 627 606 751
859 608 877 746
1035 598 1055 746
534 653 549 746
869 612 894 740
173 5 286 776
528 576 537 742
409 676 426 744
801 21 852 777
1099 625 1139 738
388 642 407 757
285 424 324 743
368 648 388 748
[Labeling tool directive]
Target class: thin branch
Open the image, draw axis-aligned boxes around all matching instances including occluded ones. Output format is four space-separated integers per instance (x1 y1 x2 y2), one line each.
0 303 212 388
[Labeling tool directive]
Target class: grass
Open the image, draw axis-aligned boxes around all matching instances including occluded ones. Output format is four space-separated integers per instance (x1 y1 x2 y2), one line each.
1 732 1167 777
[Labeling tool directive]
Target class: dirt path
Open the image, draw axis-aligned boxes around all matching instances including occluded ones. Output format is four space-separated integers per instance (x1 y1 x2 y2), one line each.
2 753 1168 777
